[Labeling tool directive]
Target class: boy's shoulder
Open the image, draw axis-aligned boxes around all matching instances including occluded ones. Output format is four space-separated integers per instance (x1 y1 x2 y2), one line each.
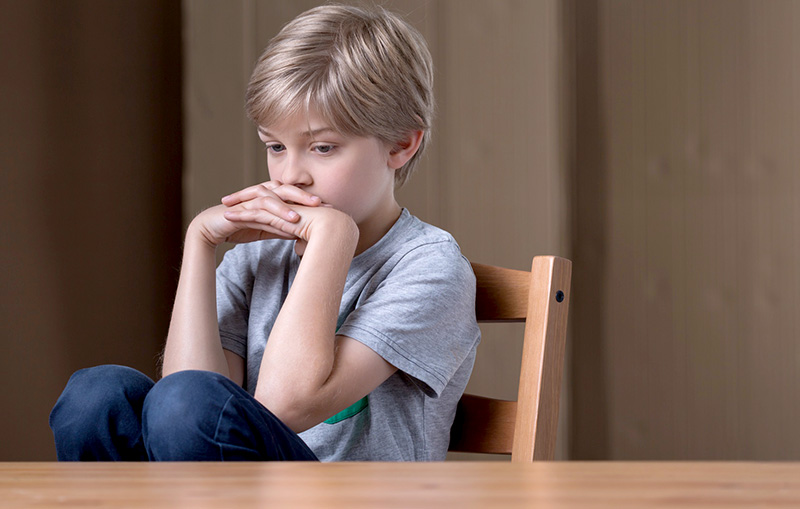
355 209 473 280
371 208 456 251
394 209 457 245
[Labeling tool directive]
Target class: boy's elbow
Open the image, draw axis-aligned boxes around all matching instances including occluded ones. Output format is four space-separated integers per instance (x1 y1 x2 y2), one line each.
254 386 319 433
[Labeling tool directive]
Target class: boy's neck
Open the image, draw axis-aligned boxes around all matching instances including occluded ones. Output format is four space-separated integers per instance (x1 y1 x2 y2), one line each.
354 200 402 256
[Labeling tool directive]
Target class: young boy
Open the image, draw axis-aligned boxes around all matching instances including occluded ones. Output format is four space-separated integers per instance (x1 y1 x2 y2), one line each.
50 4 480 462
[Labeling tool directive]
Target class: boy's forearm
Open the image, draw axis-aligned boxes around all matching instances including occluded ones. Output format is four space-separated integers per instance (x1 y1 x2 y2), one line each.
255 212 358 424
162 226 229 378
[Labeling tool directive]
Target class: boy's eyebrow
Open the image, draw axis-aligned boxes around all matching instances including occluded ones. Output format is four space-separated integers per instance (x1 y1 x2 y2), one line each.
257 126 337 138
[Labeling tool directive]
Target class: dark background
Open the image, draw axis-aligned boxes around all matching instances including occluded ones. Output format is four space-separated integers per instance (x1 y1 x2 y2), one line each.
1 0 182 460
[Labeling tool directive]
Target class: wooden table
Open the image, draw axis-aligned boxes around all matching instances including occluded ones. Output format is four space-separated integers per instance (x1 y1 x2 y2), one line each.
2 462 799 508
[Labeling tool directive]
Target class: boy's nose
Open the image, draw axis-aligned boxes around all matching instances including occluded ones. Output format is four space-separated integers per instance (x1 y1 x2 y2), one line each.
279 161 312 187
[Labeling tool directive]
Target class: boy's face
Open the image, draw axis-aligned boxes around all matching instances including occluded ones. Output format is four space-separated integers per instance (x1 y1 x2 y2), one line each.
257 109 398 229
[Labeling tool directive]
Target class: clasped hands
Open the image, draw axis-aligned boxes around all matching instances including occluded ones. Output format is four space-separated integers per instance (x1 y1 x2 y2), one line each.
191 181 354 255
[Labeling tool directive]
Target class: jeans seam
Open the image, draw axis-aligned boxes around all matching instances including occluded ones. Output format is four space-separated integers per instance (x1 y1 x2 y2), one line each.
213 393 236 461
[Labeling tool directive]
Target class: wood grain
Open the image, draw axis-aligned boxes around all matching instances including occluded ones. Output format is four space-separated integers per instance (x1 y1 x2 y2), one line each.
449 394 517 454
2 462 799 509
516 256 572 461
471 263 531 322
451 257 571 460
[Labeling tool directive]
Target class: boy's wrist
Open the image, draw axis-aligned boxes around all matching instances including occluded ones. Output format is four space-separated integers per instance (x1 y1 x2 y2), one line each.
186 219 221 251
306 208 359 246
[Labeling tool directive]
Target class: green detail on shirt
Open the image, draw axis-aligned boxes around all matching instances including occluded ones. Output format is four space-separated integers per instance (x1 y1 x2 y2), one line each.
323 396 368 424
322 321 366 425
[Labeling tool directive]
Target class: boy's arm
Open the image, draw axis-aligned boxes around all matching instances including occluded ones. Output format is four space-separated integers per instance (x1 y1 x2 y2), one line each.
226 205 397 432
162 182 320 382
161 223 230 379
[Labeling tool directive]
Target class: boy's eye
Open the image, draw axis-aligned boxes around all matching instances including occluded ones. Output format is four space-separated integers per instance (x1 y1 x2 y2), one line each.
314 145 335 154
266 144 285 153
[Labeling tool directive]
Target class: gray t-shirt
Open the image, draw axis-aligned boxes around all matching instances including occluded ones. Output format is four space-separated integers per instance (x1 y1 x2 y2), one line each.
216 209 480 461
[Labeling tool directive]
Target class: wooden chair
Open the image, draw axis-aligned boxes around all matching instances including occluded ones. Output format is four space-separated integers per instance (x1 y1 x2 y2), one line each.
448 256 572 462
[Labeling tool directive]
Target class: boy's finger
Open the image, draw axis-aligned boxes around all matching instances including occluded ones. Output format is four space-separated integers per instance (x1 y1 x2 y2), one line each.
221 186 259 206
221 181 283 206
271 184 322 207
228 195 299 222
254 195 300 222
238 221 297 240
223 210 302 238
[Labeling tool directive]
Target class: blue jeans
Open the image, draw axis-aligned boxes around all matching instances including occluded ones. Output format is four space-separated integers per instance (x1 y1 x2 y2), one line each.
49 365 319 461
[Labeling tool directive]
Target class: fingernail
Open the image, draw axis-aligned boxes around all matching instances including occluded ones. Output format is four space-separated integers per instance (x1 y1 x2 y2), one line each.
288 211 299 220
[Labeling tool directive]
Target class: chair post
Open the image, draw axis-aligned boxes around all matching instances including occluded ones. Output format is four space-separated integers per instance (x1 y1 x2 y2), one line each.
511 256 572 462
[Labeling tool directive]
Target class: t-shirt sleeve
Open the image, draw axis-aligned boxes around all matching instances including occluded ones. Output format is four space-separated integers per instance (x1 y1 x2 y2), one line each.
215 245 253 359
336 240 479 397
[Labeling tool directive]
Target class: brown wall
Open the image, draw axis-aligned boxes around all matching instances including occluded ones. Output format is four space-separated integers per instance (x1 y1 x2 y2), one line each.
0 1 182 460
571 0 800 459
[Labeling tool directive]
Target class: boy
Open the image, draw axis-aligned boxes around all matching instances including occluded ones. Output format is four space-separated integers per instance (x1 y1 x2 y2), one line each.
50 4 480 461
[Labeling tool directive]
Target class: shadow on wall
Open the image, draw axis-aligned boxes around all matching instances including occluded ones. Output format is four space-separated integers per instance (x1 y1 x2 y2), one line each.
570 0 610 460
0 1 182 461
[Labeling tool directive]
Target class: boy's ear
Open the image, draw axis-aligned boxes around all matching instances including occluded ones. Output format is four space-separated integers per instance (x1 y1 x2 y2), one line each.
387 130 424 170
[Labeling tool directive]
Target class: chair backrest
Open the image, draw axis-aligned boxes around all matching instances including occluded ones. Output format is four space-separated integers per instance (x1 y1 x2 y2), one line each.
448 256 572 462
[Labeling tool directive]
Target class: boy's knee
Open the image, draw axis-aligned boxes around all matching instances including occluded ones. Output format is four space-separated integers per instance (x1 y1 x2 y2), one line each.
142 370 230 435
142 370 234 456
68 365 152 393
50 365 154 437
144 370 230 410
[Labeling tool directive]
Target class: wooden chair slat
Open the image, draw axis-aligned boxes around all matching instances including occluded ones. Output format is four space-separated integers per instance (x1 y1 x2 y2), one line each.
449 256 572 462
448 395 517 454
472 263 530 322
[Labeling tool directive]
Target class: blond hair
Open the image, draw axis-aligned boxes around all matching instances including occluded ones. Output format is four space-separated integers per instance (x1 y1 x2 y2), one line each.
245 4 434 188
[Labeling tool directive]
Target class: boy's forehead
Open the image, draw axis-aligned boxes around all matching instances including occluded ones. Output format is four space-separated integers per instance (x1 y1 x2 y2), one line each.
257 124 338 138
256 109 338 138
